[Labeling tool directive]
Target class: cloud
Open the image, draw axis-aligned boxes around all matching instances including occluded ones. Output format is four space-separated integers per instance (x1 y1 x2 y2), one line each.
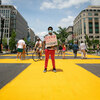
36 31 47 40
57 16 75 28
2 0 13 4
40 0 100 10
90 0 100 5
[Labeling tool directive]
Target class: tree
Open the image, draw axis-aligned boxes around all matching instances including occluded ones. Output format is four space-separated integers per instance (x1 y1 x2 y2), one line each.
24 38 29 45
9 30 16 51
2 34 7 48
85 34 92 48
54 27 69 43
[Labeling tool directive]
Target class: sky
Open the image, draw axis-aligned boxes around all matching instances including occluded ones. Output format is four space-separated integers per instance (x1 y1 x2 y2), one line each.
2 0 100 40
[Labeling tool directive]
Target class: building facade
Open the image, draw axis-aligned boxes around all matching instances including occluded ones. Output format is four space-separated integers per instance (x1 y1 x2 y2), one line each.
73 6 100 44
28 28 35 42
0 5 28 45
66 26 73 43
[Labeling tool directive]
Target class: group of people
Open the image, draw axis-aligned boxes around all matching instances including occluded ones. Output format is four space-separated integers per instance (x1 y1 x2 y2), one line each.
58 41 87 59
58 44 66 59
16 26 100 73
73 41 87 59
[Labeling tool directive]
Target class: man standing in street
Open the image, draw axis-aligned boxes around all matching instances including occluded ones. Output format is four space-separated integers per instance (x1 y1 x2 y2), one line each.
79 41 87 59
16 38 25 60
72 41 79 58
43 26 57 73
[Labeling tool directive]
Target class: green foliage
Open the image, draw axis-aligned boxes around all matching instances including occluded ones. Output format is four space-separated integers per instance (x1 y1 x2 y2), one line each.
68 39 74 44
24 38 35 47
54 27 69 43
86 34 100 49
85 35 92 48
24 38 29 45
2 34 7 48
9 30 16 51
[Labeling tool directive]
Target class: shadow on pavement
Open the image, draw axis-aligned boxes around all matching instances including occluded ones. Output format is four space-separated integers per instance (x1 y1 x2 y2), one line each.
48 69 63 72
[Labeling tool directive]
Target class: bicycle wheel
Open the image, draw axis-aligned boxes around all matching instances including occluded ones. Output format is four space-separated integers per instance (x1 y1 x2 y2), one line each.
32 52 40 62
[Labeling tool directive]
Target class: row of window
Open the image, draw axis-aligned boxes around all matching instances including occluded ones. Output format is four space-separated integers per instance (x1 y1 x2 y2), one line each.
89 36 99 38
77 36 100 40
0 10 10 14
75 12 99 21
88 13 99 16
3 34 9 38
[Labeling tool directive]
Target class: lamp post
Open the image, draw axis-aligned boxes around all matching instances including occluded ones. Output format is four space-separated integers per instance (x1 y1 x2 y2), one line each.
0 14 5 53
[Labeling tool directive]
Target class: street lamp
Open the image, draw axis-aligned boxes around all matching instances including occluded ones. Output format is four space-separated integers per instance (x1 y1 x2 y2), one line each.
0 14 5 53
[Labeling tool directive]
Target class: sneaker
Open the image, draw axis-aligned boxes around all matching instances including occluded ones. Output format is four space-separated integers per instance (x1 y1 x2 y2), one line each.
53 69 56 73
43 69 47 73
40 57 42 60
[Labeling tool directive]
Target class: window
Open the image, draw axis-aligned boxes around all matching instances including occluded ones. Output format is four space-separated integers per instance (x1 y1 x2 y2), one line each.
94 13 98 16
95 20 99 34
88 13 92 16
88 17 92 21
89 36 93 38
83 14 85 16
89 22 93 34
7 34 8 38
95 36 99 38
84 22 86 34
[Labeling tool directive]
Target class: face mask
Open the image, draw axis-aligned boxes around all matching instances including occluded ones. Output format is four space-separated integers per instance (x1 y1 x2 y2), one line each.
48 30 53 33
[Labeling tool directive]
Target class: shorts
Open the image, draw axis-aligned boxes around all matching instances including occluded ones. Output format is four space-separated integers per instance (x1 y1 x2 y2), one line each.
62 50 66 52
36 47 42 52
17 48 23 52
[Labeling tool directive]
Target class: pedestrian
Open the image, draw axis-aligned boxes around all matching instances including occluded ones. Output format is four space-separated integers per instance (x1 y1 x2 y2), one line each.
62 43 66 59
58 44 63 56
26 45 28 55
22 43 26 60
97 44 99 55
43 26 57 73
16 38 25 60
79 41 87 59
72 41 79 58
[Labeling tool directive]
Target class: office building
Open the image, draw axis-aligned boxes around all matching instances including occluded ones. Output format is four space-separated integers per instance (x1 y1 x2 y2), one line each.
0 5 28 45
73 6 100 44
28 28 35 42
66 26 73 43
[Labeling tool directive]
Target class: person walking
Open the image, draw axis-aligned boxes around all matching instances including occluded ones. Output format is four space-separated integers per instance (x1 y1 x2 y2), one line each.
16 38 25 60
73 41 79 58
58 44 63 56
22 43 26 60
97 44 99 55
79 41 87 59
43 26 57 73
62 43 66 59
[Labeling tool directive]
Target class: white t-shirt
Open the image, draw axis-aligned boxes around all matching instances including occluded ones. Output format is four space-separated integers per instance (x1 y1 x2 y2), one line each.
79 43 86 50
17 39 25 49
35 41 42 47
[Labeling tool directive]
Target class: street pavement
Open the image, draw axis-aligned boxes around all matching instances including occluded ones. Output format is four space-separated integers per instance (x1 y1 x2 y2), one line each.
0 51 100 100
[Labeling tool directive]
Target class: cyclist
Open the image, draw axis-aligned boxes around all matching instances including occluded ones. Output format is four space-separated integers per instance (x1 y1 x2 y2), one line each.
35 38 42 59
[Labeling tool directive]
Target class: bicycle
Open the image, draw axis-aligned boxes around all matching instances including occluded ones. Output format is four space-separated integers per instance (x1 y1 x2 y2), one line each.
32 48 43 62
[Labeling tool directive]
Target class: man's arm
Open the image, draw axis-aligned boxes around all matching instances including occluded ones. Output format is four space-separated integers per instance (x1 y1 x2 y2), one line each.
35 42 37 48
43 41 45 51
